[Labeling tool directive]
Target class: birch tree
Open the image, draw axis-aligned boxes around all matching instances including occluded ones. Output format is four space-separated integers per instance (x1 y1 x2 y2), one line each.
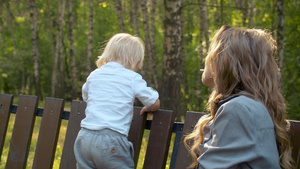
69 0 77 100
0 1 3 50
29 0 42 99
114 0 126 32
277 0 284 70
248 0 254 28
86 0 93 77
131 0 140 36
180 0 188 115
161 0 183 121
150 0 158 89
141 0 152 85
59 0 66 99
51 0 65 97
5 1 16 52
46 0 55 61
197 0 209 108
242 0 248 27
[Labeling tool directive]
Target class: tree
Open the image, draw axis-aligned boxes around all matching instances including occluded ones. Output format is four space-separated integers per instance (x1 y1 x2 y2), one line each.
29 0 42 99
141 0 152 85
5 1 16 52
68 0 77 100
45 0 55 64
248 0 255 28
58 0 66 99
114 0 126 32
150 0 158 89
0 0 4 50
277 0 284 70
241 0 248 27
197 0 209 109
161 0 183 121
0 0 299 120
51 0 65 97
86 0 93 77
131 0 140 36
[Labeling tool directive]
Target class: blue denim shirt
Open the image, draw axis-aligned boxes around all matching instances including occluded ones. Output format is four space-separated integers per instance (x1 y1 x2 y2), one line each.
197 95 281 169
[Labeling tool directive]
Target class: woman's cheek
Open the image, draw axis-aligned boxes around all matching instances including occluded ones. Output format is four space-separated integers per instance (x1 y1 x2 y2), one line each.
202 71 214 88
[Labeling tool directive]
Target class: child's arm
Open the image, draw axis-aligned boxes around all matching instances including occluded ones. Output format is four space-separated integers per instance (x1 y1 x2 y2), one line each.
140 99 160 115
82 83 88 102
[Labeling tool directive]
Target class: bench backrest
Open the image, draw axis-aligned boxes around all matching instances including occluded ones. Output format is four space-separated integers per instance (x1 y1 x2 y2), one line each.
289 120 300 167
1 94 299 169
0 94 175 169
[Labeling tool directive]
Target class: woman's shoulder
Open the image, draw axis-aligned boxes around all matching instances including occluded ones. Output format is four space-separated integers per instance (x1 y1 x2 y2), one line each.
218 95 274 130
221 95 265 112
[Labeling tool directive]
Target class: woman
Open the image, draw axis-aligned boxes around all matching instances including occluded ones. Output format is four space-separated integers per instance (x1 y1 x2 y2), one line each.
184 25 294 169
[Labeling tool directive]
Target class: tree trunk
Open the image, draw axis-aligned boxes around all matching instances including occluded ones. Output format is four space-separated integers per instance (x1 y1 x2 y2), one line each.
248 0 254 28
46 0 55 59
0 0 3 50
213 0 221 27
5 1 16 52
29 0 42 99
68 0 77 100
150 0 158 89
220 0 224 25
161 0 183 121
51 0 65 97
59 0 66 99
198 0 205 109
141 0 152 86
86 0 93 77
114 0 126 32
131 0 140 36
277 0 284 70
202 0 210 52
241 0 248 27
180 0 188 116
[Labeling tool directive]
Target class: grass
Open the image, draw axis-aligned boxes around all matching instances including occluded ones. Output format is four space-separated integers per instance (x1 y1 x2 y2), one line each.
0 101 175 169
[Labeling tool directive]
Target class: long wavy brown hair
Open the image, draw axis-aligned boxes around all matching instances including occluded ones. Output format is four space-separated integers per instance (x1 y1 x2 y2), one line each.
184 25 294 169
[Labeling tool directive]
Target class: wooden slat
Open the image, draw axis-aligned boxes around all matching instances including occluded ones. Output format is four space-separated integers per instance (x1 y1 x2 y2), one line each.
289 120 300 168
59 100 86 169
0 94 13 160
32 97 64 169
174 111 205 169
6 95 38 169
143 110 175 169
128 107 147 167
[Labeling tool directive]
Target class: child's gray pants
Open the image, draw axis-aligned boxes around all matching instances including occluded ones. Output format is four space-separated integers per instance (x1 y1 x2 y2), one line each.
74 128 134 169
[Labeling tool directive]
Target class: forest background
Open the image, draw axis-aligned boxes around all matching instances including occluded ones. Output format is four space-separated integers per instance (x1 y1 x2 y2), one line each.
0 0 299 121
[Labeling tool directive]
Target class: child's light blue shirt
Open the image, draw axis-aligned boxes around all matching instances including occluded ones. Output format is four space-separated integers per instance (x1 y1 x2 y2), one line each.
81 62 159 136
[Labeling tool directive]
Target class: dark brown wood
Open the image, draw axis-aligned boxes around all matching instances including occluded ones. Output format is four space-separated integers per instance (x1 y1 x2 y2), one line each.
174 111 205 169
1 93 300 169
128 107 147 167
32 97 64 169
6 95 38 169
0 94 13 159
143 110 175 169
289 120 300 168
59 100 86 169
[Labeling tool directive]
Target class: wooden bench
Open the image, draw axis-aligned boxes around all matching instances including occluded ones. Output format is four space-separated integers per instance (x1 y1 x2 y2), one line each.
0 93 299 169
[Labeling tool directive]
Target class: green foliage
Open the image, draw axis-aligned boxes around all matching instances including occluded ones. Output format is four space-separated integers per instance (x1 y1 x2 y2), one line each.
0 0 299 119
282 0 300 119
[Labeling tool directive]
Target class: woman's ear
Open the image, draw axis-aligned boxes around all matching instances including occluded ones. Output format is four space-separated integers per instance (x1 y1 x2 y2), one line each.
202 62 215 88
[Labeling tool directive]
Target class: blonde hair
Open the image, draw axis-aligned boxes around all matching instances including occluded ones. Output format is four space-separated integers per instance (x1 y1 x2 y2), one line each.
96 33 145 71
184 25 294 169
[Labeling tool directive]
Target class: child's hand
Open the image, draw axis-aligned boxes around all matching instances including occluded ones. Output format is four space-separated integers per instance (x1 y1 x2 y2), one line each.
139 99 160 116
140 106 148 116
